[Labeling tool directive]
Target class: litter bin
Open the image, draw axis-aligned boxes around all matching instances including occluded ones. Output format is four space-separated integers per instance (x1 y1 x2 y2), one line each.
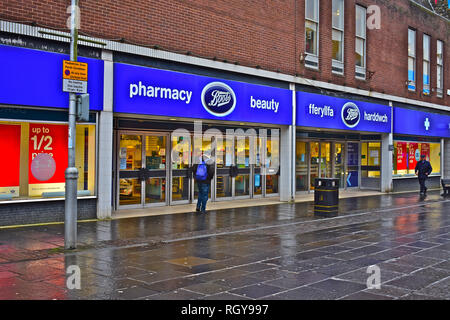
314 178 339 217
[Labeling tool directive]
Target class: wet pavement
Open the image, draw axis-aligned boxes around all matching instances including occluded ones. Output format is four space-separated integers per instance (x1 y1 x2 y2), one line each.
0 191 449 300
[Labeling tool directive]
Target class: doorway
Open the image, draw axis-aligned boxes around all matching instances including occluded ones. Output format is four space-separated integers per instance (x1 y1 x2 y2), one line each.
116 127 280 209
118 132 168 208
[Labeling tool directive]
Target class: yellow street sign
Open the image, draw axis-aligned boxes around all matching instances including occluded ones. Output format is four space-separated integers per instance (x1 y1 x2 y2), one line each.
63 60 88 81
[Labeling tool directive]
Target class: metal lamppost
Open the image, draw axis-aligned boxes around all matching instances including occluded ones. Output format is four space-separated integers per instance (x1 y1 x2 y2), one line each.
65 0 79 249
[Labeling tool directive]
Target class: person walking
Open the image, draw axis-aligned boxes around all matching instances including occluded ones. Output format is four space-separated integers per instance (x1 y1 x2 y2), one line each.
415 154 432 195
192 154 215 213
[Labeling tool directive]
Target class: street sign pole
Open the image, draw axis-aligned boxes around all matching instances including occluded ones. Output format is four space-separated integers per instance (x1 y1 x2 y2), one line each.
65 0 79 249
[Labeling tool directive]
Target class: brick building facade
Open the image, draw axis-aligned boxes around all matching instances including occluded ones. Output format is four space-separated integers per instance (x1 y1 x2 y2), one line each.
0 1 448 226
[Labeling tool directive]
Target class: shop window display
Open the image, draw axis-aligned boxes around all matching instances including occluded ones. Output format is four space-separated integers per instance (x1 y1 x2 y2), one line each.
0 121 96 200
393 141 440 177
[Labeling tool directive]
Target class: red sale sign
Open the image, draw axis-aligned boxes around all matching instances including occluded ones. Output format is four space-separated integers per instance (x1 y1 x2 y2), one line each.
408 142 419 170
420 143 430 161
396 142 407 171
29 124 68 185
0 124 21 191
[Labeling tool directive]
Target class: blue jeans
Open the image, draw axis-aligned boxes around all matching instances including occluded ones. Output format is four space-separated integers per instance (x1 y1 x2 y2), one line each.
197 182 210 212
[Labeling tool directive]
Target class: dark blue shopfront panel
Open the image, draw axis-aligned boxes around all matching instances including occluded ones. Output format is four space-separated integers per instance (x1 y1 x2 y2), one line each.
296 91 391 133
114 63 292 125
394 108 450 138
0 45 104 110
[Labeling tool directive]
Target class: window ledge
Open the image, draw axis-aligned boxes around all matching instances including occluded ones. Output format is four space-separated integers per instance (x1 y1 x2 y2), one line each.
0 196 97 205
392 174 441 180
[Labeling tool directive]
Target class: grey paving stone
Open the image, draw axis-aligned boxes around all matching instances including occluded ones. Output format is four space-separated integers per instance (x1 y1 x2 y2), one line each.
213 274 263 289
384 275 442 291
346 256 385 268
409 267 450 281
229 283 285 299
143 288 205 300
274 286 341 300
414 248 450 260
309 279 367 298
313 245 353 254
143 277 200 293
388 254 444 268
331 250 367 261
182 282 230 295
435 243 450 252
399 293 445 300
433 261 450 271
246 268 297 282
406 241 441 249
335 267 403 285
232 263 275 273
131 270 191 284
201 292 252 300
313 262 360 277
339 240 374 249
295 256 342 269
416 277 450 299
377 262 420 275
362 285 411 298
340 291 394 300
348 245 389 256
294 250 330 261
264 271 329 289
111 286 159 300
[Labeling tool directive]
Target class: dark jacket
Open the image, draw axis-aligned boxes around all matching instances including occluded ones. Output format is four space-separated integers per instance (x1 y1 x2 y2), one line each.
192 161 215 183
415 160 432 179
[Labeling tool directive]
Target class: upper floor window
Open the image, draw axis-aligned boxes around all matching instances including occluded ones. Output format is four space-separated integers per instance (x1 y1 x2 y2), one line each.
355 5 366 79
437 40 444 98
408 28 416 91
305 0 319 69
423 34 431 95
332 0 344 74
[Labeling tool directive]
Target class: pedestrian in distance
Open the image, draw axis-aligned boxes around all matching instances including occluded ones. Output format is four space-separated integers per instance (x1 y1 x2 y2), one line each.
192 154 215 213
415 154 432 195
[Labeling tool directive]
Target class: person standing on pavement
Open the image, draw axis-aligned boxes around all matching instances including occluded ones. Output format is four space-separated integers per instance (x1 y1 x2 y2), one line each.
415 154 432 195
192 154 215 213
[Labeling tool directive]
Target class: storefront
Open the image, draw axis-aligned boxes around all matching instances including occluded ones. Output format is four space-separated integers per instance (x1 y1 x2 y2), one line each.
392 107 450 192
0 44 103 225
112 63 292 209
295 91 392 192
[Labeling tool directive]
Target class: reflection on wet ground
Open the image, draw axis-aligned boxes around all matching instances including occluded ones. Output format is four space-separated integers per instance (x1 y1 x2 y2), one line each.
0 191 449 300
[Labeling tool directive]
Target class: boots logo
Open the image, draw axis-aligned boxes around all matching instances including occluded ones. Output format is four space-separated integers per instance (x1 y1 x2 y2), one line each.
341 102 361 128
201 82 236 117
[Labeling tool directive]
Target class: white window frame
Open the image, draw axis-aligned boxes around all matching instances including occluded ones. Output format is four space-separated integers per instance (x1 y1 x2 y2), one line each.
423 34 431 95
355 5 366 80
437 40 444 98
305 0 319 69
408 28 416 91
332 0 344 74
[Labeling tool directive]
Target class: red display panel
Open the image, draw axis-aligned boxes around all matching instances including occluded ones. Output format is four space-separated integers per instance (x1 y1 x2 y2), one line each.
28 124 68 184
420 143 430 161
0 124 21 187
396 142 407 171
408 142 419 170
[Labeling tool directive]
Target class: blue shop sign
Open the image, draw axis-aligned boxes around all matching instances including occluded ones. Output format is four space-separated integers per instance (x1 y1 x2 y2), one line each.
0 45 104 110
114 63 292 125
296 91 391 133
394 107 450 138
